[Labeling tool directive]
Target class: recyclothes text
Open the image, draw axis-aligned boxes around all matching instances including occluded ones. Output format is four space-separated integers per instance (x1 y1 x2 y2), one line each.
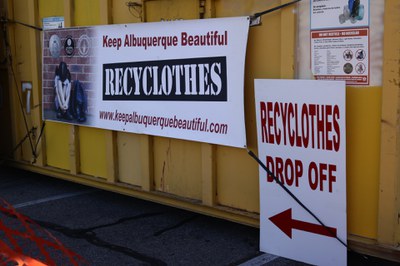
103 57 227 101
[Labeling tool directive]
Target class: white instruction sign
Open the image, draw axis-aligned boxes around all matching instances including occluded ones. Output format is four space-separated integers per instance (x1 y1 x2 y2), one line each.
311 27 369 85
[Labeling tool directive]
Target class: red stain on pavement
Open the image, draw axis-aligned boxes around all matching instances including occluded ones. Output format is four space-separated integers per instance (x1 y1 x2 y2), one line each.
0 198 87 266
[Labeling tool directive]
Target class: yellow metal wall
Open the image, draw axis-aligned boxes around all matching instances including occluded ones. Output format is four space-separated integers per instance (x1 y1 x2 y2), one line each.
7 0 37 163
378 0 400 248
2 0 399 257
346 86 381 239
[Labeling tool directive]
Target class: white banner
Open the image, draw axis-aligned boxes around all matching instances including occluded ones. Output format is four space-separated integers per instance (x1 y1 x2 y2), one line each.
255 79 347 266
42 17 249 148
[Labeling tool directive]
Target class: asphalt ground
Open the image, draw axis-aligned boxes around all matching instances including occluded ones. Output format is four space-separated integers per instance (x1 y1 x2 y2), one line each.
0 165 398 265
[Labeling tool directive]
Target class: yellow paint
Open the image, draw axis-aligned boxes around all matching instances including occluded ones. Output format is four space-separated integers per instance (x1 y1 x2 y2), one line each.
214 0 283 18
99 0 112 24
378 0 400 246
117 132 142 186
105 131 118 182
25 0 45 166
145 0 199 21
153 138 202 201
217 148 259 212
78 127 107 178
347 86 381 238
280 0 296 80
139 135 154 191
38 0 63 21
112 0 142 23
45 122 70 170
201 143 216 206
73 0 101 26
9 0 36 163
4 0 43 166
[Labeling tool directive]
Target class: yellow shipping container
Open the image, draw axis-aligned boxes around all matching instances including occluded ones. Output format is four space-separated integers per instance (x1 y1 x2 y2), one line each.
0 0 398 261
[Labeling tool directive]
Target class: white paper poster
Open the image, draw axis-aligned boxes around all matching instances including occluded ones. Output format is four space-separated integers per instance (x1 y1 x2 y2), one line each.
310 0 370 85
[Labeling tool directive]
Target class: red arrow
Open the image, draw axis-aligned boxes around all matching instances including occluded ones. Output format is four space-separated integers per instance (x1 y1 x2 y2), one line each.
269 208 337 239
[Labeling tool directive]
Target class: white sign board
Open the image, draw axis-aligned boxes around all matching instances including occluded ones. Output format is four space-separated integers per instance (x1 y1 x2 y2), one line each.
311 0 369 30
42 17 64 30
42 17 249 148
255 79 347 266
